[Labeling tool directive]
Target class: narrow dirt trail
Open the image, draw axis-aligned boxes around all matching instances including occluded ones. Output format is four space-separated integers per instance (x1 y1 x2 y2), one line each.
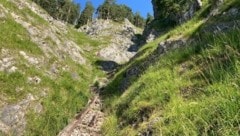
58 93 104 136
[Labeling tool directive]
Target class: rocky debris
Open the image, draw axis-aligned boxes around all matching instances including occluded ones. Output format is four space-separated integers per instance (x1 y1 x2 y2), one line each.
0 121 10 134
0 49 18 73
58 95 104 136
0 57 17 73
0 94 41 136
80 19 112 37
27 76 41 84
19 51 40 65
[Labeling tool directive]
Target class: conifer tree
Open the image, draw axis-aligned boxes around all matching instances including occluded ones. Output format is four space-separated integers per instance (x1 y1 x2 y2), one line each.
76 1 95 28
133 12 145 28
146 13 154 25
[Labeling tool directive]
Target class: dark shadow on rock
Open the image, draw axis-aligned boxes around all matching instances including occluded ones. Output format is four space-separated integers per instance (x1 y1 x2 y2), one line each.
128 34 145 52
95 60 119 72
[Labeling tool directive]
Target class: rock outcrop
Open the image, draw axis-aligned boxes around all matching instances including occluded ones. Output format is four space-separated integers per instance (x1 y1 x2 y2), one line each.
80 19 142 66
152 0 202 23
145 0 203 43
0 94 42 135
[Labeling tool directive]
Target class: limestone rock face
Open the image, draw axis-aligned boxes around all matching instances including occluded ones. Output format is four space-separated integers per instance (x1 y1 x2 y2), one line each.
80 19 142 67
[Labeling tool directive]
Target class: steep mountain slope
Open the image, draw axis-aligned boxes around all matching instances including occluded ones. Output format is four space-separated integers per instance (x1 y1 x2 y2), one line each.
101 0 240 135
0 0 143 135
1 0 240 135
0 0 99 135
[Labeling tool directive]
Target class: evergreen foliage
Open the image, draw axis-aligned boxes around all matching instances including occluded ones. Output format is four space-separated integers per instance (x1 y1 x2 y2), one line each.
96 0 146 28
76 1 94 28
133 12 145 28
33 0 147 28
152 0 191 23
146 13 154 25
32 0 80 24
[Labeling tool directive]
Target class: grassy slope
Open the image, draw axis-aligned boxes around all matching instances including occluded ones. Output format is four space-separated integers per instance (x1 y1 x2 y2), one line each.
102 0 240 135
0 0 105 135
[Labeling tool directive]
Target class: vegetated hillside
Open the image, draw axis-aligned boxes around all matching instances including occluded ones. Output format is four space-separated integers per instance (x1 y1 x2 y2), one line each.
0 0 101 135
1 0 240 135
0 0 144 135
0 0 103 135
101 0 240 135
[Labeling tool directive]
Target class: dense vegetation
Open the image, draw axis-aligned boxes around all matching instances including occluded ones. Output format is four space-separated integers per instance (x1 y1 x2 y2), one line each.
96 0 146 28
75 1 94 28
152 0 199 25
32 0 80 24
33 0 148 28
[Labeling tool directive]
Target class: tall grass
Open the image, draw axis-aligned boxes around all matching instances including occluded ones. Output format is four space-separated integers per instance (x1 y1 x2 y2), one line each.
102 15 240 136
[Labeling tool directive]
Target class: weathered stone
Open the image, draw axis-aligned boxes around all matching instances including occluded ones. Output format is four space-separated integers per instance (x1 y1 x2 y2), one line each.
0 56 15 73
8 66 18 73
0 93 37 135
80 19 140 65
19 51 40 65
227 8 239 16
33 103 43 113
27 76 41 84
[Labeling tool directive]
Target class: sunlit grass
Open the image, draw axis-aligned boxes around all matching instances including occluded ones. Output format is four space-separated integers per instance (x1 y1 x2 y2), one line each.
102 0 240 135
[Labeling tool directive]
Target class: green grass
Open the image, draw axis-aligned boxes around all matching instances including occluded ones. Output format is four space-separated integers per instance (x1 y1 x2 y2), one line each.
25 71 91 135
102 27 240 136
0 18 43 55
102 0 240 135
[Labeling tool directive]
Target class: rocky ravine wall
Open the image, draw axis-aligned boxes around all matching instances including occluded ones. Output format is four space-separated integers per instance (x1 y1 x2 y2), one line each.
80 19 142 66
0 0 87 135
